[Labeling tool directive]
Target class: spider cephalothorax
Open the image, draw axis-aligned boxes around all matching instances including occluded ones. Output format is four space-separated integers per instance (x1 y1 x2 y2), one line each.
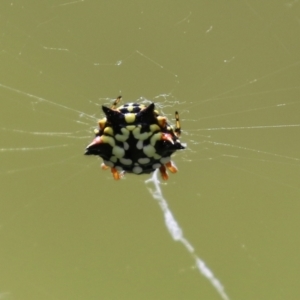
85 96 185 180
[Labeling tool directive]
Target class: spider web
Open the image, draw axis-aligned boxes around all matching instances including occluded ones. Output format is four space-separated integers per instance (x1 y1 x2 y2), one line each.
1 1 300 299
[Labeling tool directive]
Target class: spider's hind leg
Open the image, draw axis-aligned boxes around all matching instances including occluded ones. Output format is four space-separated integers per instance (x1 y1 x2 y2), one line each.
111 96 122 109
101 163 124 180
174 111 181 138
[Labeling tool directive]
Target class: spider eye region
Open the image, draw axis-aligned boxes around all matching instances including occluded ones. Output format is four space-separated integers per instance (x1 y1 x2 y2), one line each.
85 97 185 180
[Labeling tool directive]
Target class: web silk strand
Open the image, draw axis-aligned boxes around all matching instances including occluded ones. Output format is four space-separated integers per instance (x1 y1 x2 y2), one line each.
145 171 230 300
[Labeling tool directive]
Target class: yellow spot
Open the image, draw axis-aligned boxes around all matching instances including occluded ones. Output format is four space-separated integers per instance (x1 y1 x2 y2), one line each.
157 116 166 128
138 158 150 164
102 135 115 147
98 118 107 130
115 127 129 142
133 166 143 174
143 145 156 157
126 125 136 131
120 158 132 165
152 163 161 169
150 124 160 132
150 133 162 146
110 156 117 163
153 153 161 160
104 127 114 136
125 113 136 123
112 146 125 158
133 127 151 140
121 127 129 135
132 127 140 136
160 157 170 164
123 142 129 150
115 134 128 142
136 140 143 149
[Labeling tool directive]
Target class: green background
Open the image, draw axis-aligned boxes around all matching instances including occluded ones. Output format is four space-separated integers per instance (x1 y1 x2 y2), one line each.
1 1 300 299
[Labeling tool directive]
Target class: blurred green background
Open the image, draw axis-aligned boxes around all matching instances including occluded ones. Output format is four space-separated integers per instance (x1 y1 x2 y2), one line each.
1 1 300 299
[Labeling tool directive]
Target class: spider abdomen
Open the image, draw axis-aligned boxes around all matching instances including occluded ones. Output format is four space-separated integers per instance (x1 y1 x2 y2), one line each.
85 97 185 180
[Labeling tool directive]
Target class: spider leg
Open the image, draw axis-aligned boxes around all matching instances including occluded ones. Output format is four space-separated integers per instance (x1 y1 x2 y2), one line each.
159 165 169 180
101 163 109 170
111 95 122 109
101 163 124 180
174 111 181 137
166 161 178 173
111 167 122 180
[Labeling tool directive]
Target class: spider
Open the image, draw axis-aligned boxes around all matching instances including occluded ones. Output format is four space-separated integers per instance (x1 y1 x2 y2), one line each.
85 96 185 180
